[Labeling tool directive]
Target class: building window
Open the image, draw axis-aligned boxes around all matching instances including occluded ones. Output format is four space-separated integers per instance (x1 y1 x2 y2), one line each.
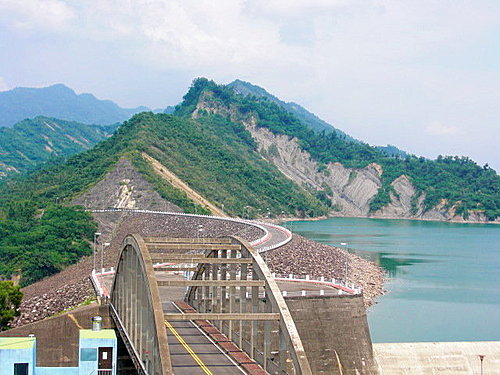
14 363 28 375
81 348 98 361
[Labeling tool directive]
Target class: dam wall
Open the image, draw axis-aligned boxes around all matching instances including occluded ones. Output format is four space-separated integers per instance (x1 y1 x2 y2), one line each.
286 294 378 375
374 341 500 374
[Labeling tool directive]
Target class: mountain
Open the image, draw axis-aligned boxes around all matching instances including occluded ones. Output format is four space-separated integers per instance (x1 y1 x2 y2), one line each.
228 79 354 140
0 84 149 127
228 80 411 158
0 76 498 288
1 78 497 223
0 116 116 177
180 78 499 222
0 112 327 219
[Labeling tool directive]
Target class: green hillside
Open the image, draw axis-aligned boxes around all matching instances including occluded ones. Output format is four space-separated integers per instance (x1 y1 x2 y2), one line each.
179 78 500 221
0 116 116 177
0 202 95 286
0 111 327 217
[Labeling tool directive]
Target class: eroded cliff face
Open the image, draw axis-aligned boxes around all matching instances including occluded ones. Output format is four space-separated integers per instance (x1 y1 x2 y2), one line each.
193 95 493 223
244 117 382 216
72 157 182 212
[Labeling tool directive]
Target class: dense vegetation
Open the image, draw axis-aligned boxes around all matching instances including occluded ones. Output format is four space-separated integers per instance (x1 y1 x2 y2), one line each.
179 78 500 220
0 116 116 177
130 113 327 217
0 110 328 218
0 202 96 286
0 281 22 330
0 84 147 127
0 76 497 289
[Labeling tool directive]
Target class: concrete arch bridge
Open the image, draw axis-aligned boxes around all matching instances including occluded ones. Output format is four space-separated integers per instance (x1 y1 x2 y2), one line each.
102 230 375 375
110 234 315 375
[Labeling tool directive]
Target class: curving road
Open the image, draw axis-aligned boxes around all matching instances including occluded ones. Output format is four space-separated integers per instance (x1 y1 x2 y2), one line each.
90 208 293 253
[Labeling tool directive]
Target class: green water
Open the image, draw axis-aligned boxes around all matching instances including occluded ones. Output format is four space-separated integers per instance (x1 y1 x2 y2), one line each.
282 217 500 343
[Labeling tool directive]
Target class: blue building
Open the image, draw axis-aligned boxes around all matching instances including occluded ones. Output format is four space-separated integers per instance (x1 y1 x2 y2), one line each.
0 320 117 375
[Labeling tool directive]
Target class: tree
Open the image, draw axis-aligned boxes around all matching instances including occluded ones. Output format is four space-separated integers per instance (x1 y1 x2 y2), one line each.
0 280 22 330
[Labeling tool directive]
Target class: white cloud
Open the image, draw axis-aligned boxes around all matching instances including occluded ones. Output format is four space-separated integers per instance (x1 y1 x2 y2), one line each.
0 77 9 91
0 0 499 168
0 0 75 30
425 121 464 136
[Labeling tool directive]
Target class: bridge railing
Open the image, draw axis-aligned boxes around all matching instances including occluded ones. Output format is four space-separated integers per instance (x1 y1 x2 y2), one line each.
185 236 313 375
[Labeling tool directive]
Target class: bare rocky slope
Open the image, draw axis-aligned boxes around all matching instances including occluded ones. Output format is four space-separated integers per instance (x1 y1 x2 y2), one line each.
193 94 495 224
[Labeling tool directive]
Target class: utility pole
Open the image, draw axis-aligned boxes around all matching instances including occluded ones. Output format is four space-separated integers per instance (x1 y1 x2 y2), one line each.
479 355 485 375
93 233 101 272
341 242 348 282
101 242 110 273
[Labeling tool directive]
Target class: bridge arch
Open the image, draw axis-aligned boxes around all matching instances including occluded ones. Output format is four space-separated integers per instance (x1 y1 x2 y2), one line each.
110 234 172 375
184 236 312 375
110 233 312 375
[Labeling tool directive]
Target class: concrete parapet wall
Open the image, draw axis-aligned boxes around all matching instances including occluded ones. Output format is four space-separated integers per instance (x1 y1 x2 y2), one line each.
0 304 113 367
374 341 500 374
286 294 378 375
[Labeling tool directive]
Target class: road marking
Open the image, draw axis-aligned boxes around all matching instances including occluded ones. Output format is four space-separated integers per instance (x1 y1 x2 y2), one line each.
165 320 214 375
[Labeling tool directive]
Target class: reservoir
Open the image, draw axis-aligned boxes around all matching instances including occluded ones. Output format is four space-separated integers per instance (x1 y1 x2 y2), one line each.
281 217 500 343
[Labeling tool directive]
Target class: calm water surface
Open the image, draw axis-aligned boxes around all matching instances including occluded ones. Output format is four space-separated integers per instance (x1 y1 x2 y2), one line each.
281 217 500 343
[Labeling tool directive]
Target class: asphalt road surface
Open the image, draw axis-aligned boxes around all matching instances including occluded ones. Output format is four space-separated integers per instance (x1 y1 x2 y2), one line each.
164 301 245 375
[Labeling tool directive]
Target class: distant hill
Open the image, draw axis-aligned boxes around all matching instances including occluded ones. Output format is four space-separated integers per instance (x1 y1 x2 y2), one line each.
0 84 149 127
180 78 499 221
0 116 115 177
228 79 354 139
228 80 411 157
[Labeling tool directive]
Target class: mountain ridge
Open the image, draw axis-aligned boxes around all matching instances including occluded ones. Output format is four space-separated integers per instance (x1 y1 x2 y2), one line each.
0 84 149 127
0 116 116 177
227 79 408 158
181 78 499 222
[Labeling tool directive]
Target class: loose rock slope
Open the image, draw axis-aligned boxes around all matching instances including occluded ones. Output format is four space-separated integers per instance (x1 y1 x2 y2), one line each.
13 211 384 327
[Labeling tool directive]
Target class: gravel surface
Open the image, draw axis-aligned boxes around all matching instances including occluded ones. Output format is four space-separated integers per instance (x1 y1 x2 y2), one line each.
12 212 264 327
263 234 385 306
12 212 384 327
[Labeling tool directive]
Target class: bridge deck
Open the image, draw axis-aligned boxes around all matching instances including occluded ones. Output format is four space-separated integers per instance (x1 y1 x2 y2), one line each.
164 302 244 375
159 272 245 375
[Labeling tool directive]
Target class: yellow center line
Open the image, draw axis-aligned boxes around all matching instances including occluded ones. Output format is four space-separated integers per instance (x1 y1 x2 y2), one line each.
165 320 214 375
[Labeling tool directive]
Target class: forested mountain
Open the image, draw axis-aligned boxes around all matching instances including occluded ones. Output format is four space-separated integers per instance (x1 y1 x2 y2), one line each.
228 79 344 136
0 77 498 286
0 116 116 177
0 111 326 217
228 80 407 158
0 84 148 127
179 78 499 221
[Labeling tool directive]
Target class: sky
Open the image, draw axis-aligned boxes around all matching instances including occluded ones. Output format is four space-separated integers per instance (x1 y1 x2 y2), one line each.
0 0 499 170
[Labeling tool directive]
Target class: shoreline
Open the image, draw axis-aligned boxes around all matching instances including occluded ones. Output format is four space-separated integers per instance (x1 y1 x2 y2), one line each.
262 214 499 226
